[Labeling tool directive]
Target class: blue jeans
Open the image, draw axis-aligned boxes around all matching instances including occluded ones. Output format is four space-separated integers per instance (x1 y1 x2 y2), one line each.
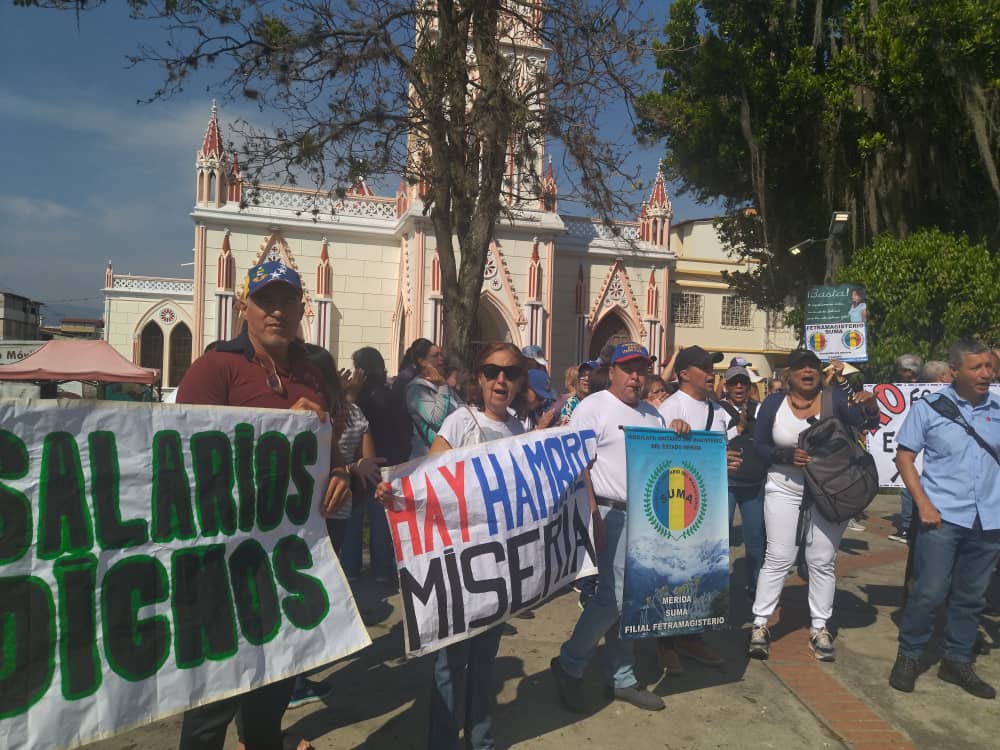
339 492 395 580
900 488 913 532
428 627 503 750
898 518 1000 662
559 506 635 689
729 482 765 596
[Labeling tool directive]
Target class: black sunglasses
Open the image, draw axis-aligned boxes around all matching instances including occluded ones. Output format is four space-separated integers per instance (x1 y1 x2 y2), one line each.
480 364 524 380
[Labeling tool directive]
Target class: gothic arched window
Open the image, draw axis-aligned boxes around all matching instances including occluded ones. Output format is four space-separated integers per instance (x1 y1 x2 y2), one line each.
139 322 164 371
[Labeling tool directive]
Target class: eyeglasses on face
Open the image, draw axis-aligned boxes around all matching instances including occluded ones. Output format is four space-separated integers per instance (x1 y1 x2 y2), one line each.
480 364 524 381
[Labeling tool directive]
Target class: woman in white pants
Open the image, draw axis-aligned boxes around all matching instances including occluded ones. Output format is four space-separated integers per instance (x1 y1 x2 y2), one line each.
747 350 878 661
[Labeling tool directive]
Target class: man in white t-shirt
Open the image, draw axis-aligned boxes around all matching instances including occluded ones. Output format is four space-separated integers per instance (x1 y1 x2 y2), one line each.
551 342 667 712
656 345 730 671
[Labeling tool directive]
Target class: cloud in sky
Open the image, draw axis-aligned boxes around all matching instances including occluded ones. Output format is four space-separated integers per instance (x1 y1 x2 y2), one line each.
0 89 213 153
0 195 80 221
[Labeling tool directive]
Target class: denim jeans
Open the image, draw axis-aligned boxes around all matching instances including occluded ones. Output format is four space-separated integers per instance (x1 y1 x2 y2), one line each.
898 518 1000 662
428 626 503 750
339 492 395 580
558 506 635 688
900 488 914 532
728 481 765 596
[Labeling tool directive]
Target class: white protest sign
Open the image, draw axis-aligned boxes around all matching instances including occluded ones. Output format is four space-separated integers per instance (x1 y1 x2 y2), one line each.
0 400 371 750
864 383 1000 486
382 426 598 657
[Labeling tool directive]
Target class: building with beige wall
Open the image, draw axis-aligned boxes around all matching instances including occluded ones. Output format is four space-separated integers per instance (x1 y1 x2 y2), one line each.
103 105 796 389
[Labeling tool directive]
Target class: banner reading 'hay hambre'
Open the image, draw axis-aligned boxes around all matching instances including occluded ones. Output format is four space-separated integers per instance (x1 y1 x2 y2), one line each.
382 426 598 657
0 400 370 750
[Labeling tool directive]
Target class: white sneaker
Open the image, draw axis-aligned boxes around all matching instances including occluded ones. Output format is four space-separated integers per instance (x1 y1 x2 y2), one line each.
748 625 770 659
846 518 866 532
809 627 835 662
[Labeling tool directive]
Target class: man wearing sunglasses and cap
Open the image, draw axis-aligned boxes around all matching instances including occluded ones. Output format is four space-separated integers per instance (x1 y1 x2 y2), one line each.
551 342 668 712
175 260 351 750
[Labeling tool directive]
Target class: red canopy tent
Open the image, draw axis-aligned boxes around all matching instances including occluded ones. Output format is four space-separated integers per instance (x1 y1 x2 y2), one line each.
0 340 159 384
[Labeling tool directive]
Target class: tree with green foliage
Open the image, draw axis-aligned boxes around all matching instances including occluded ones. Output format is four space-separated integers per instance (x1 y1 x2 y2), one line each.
837 229 1000 379
19 0 649 365
638 0 1000 312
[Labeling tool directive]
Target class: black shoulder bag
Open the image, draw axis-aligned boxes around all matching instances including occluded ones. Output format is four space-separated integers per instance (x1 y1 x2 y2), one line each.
797 389 880 524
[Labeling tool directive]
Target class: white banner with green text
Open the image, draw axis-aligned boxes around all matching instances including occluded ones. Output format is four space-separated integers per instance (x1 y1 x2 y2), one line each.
0 400 370 750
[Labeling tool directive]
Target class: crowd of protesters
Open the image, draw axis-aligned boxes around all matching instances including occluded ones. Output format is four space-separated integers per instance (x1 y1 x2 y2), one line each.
166 260 1000 750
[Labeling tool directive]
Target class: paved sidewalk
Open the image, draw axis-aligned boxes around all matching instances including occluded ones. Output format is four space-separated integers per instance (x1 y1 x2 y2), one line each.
89 495 1000 750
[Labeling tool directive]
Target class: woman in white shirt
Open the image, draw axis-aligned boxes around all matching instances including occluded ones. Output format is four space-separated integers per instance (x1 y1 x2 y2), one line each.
748 350 878 663
422 342 526 750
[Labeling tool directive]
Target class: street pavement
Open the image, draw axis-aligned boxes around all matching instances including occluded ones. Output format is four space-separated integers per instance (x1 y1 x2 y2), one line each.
89 494 1000 750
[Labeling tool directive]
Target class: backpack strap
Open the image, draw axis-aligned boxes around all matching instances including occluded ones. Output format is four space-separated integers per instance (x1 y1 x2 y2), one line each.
719 400 740 429
820 387 835 421
925 394 1000 466
705 400 715 431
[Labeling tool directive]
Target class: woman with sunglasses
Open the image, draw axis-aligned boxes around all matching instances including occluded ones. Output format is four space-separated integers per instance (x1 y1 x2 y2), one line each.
420 342 526 750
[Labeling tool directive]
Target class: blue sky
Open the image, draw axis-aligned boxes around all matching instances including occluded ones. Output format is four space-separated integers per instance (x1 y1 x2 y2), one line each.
0 2 716 323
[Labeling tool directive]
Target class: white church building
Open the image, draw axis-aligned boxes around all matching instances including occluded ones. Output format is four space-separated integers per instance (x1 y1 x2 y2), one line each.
102 104 796 390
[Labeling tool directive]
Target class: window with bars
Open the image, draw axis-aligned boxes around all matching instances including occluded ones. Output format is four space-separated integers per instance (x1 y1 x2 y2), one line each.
671 292 704 327
721 295 753 329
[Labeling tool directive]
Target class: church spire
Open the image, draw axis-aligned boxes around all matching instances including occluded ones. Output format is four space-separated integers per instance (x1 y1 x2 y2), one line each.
639 163 672 249
196 100 231 208
200 100 225 159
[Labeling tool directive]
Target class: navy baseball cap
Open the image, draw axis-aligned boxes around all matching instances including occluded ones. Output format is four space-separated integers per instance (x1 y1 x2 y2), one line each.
788 349 822 370
578 359 601 372
610 342 656 365
675 346 724 372
527 369 557 400
239 261 303 300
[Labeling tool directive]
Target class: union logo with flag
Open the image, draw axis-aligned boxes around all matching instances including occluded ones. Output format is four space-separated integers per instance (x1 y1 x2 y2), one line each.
808 331 827 351
842 329 864 349
645 462 708 540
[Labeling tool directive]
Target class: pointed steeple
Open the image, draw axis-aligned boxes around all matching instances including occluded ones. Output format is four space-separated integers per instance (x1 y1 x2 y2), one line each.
105 259 113 289
639 163 672 248
217 230 235 291
196 101 231 207
527 238 542 301
539 156 557 212
200 100 226 159
346 178 375 197
315 238 332 298
647 165 671 212
646 269 658 317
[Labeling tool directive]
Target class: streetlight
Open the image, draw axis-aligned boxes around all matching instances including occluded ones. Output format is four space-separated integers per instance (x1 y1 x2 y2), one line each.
788 211 850 255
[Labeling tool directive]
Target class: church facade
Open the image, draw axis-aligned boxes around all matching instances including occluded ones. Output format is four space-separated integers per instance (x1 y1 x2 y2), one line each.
102 105 796 389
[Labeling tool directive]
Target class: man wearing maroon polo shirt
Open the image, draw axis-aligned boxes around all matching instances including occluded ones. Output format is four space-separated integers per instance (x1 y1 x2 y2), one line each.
176 260 351 750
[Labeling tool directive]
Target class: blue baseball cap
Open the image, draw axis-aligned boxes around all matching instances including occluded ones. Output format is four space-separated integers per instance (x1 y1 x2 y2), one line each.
239 260 303 300
578 359 601 372
610 341 656 365
527 369 557 401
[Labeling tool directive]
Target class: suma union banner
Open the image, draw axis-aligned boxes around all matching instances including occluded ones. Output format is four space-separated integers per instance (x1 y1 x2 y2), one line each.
0 400 370 750
621 428 730 639
381 426 598 657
